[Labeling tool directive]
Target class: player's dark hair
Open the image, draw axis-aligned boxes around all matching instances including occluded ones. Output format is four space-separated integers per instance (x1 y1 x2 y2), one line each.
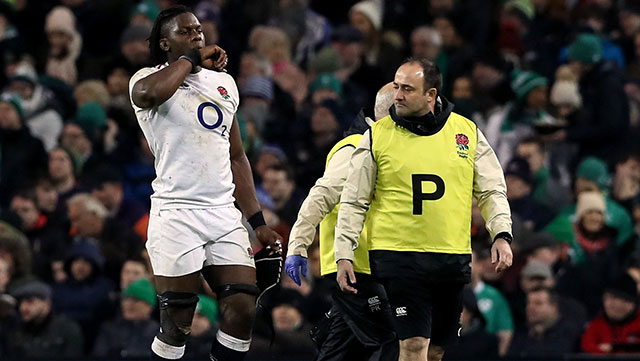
401 57 443 94
149 5 192 65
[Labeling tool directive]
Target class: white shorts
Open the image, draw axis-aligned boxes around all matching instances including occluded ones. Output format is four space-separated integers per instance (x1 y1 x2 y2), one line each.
146 206 255 277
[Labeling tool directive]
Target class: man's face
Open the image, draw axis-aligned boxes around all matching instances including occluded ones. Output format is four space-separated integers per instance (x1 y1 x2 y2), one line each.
521 276 554 293
121 297 152 321
272 304 302 331
350 11 374 38
393 63 434 117
616 157 640 182
91 182 122 212
603 293 636 321
526 291 556 326
311 106 338 137
517 143 545 173
620 10 640 37
67 202 101 237
262 169 293 202
60 123 91 156
70 257 93 281
120 261 147 290
19 297 51 323
49 149 74 182
527 85 548 110
332 42 362 68
433 18 456 47
107 68 130 96
0 102 20 130
506 175 531 200
161 13 205 62
121 40 150 67
452 77 472 99
35 182 58 213
10 196 40 231
411 31 440 60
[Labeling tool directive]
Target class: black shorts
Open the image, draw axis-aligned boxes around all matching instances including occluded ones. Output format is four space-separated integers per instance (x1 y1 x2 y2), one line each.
370 251 470 346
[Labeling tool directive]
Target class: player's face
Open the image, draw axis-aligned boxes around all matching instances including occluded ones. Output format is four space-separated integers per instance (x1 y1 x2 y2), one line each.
162 13 205 61
393 63 435 118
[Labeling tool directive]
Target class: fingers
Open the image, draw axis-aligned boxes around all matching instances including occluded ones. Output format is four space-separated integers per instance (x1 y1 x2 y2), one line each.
286 265 300 286
301 260 307 278
491 244 498 265
494 247 513 273
338 273 358 294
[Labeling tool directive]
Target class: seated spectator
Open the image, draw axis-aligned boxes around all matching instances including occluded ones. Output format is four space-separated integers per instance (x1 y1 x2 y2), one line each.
60 102 108 174
445 288 499 360
184 295 219 359
85 166 149 241
67 193 143 283
4 60 63 151
261 165 306 228
0 94 47 208
516 137 572 211
48 147 79 204
471 247 514 356
9 189 68 282
611 151 640 214
582 273 640 354
8 280 83 358
249 289 316 360
92 278 158 358
546 157 633 250
52 241 115 352
119 256 150 292
309 73 343 106
508 287 582 357
504 157 555 231
44 6 82 85
0 221 33 292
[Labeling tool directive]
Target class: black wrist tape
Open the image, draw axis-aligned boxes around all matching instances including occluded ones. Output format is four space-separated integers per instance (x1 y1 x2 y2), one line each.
179 48 202 71
247 211 266 229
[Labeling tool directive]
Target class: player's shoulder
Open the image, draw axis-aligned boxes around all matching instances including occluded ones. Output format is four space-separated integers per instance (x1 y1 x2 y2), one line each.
130 65 163 87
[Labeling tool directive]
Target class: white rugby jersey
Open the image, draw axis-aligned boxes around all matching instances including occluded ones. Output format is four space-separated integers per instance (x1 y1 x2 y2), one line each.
129 64 240 210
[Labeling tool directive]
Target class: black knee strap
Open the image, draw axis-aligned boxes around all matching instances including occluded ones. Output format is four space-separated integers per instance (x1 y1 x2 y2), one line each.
158 291 199 309
215 283 260 300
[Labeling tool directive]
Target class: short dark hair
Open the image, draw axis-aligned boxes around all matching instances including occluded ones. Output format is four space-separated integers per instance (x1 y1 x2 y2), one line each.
266 164 295 182
519 136 546 153
401 57 443 94
149 5 192 65
11 188 38 205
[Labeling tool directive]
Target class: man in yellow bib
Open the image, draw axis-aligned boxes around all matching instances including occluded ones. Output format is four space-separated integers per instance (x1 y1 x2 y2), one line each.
335 58 514 361
285 83 397 360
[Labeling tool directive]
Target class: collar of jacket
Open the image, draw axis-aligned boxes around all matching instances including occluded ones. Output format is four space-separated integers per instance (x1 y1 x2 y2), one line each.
389 95 454 136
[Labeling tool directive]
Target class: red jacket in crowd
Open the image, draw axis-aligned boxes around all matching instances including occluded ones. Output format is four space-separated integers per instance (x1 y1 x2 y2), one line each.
582 311 640 354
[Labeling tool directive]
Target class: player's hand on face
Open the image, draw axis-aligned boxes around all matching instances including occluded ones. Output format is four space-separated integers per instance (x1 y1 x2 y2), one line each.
336 259 358 294
285 255 307 286
491 238 513 273
200 45 228 72
255 225 283 255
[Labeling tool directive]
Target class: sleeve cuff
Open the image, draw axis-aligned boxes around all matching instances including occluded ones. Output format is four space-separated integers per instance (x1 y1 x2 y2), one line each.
335 248 355 263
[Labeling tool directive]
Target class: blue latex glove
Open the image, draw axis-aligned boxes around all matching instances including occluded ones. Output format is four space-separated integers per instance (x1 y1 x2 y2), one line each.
285 255 307 286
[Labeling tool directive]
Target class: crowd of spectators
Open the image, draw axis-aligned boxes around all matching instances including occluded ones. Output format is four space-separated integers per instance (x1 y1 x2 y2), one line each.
3 0 640 359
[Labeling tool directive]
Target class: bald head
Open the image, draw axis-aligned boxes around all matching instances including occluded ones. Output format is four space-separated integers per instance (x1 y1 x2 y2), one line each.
374 82 395 120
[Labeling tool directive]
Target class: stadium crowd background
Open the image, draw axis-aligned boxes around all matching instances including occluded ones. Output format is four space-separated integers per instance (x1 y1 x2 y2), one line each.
2 0 640 359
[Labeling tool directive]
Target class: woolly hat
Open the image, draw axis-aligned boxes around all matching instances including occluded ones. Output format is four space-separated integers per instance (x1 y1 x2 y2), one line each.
350 0 383 31
122 278 157 307
196 294 219 324
510 69 548 101
505 0 535 20
576 191 606 219
0 93 22 119
576 157 610 190
45 6 77 37
11 280 52 300
131 0 160 22
120 25 152 45
308 47 343 74
568 33 603 64
522 260 553 279
310 73 343 96
550 81 582 108
240 76 274 101
71 102 107 140
605 273 638 303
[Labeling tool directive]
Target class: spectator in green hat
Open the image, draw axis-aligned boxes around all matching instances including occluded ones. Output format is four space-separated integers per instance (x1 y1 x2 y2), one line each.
310 73 343 105
543 33 629 164
545 156 633 260
92 278 159 358
185 295 219 359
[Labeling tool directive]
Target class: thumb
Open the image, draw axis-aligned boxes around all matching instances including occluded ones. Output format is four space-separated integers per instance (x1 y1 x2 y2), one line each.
301 259 307 278
491 245 498 264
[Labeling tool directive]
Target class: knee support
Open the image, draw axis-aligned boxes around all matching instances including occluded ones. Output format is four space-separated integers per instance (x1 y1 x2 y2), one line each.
157 292 199 347
214 283 260 300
